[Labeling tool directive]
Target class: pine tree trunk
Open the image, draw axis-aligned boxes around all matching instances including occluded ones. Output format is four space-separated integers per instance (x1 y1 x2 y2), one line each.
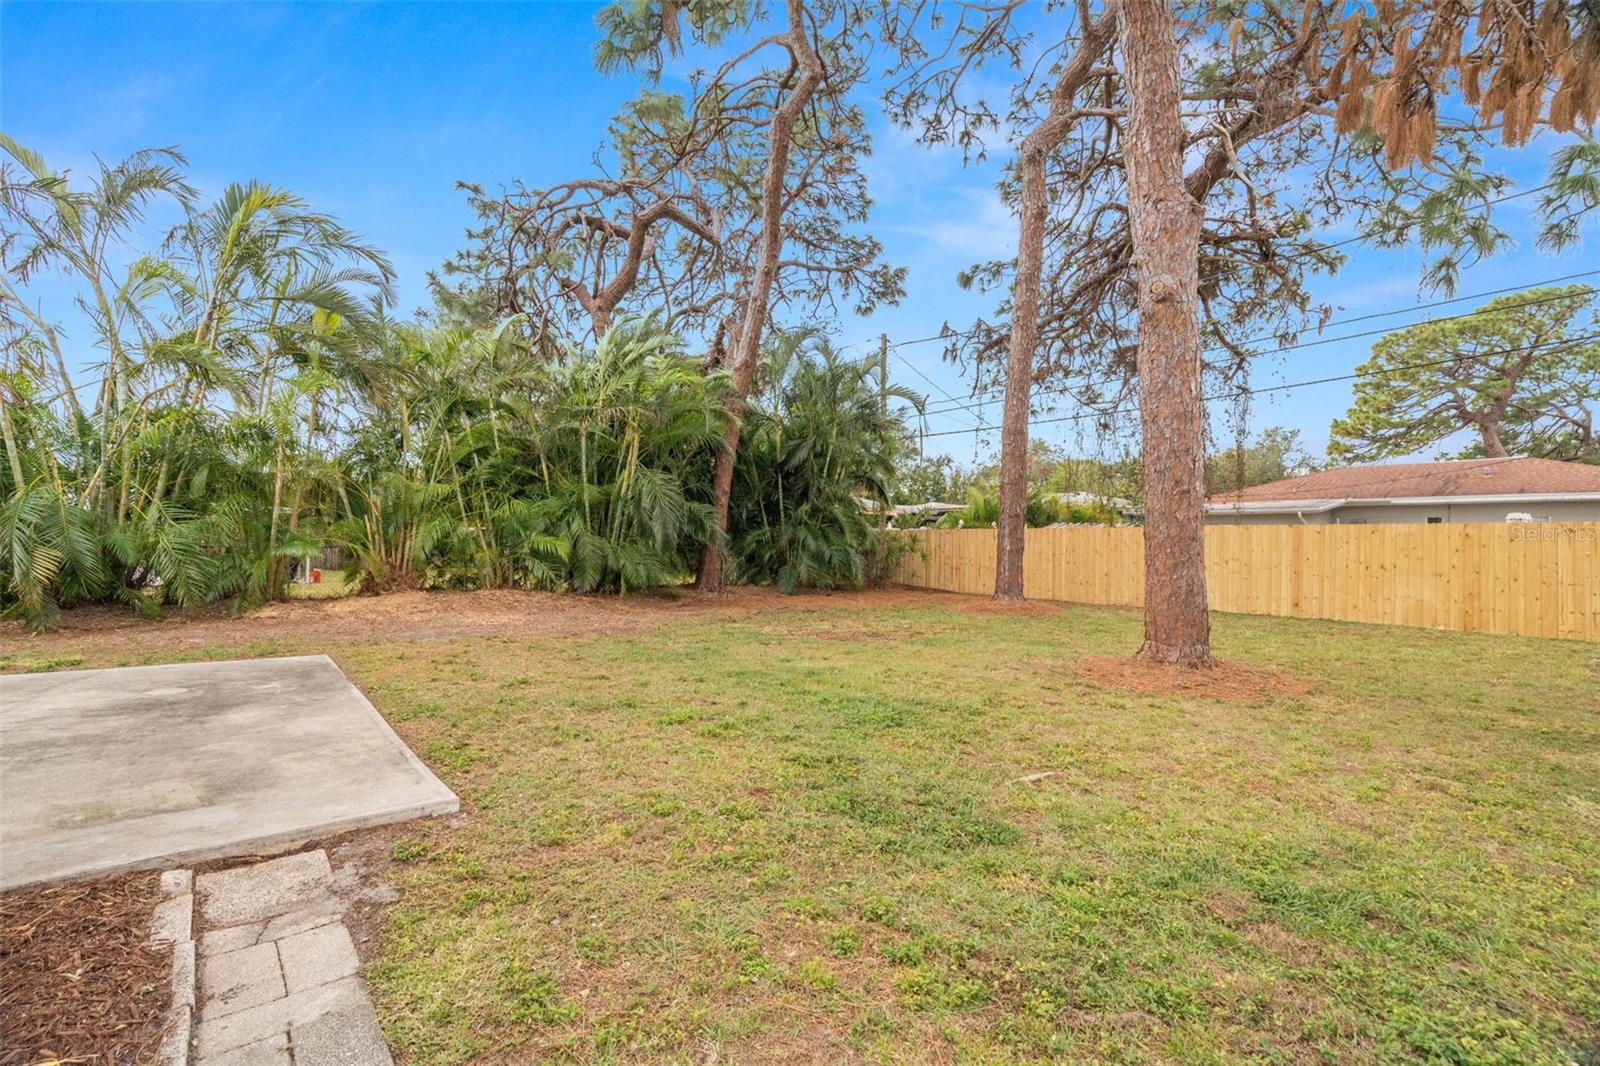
993 9 1119 601
695 0 821 592
994 144 1048 601
1479 420 1508 457
1119 0 1212 666
696 361 757 591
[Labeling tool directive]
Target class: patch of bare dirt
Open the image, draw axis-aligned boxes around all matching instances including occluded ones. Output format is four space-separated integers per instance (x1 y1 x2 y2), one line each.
0 872 170 1066
954 597 1071 618
1075 655 1313 703
1 586 989 668
323 822 440 965
4 587 719 649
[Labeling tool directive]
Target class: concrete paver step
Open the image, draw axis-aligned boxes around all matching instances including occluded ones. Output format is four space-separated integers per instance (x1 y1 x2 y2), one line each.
189 851 393 1066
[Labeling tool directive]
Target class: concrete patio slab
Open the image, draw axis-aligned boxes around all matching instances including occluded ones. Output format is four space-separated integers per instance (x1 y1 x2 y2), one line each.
0 655 457 890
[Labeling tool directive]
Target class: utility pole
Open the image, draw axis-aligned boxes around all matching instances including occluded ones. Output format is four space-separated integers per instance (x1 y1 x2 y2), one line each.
878 332 889 417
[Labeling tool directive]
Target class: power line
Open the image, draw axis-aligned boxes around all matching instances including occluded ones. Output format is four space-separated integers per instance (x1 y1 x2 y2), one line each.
921 268 1600 415
1207 268 1599 348
916 270 1600 417
884 180 1573 424
885 180 1560 358
918 330 1600 439
891 349 970 411
889 349 995 447
914 275 1600 419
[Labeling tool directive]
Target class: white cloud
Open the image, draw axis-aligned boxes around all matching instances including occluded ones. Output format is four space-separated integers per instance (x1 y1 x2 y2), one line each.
889 185 1017 259
1322 275 1421 312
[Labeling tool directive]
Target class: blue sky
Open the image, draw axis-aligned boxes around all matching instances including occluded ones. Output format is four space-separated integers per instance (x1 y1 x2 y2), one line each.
3 0 1593 466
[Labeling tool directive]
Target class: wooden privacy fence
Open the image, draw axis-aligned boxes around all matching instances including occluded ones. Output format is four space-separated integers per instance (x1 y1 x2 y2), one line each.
891 523 1600 641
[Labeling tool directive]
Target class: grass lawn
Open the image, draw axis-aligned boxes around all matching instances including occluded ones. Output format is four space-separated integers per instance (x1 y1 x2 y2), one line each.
8 591 1598 1063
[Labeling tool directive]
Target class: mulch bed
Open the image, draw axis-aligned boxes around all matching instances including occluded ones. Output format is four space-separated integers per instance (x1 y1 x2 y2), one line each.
0 873 171 1066
1075 655 1313 703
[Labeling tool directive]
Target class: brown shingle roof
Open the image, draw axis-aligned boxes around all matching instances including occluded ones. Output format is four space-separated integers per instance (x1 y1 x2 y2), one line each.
1208 457 1600 504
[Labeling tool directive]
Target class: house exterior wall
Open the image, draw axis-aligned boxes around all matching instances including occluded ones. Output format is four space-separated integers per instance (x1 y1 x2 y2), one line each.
1206 508 1334 526
1206 498 1600 525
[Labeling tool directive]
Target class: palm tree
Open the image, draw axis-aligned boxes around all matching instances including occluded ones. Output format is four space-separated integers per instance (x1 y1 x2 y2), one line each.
0 143 399 626
0 137 927 629
1 136 196 517
730 332 922 591
520 319 728 591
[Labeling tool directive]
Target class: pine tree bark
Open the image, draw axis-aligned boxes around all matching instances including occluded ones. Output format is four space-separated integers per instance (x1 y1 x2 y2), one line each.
695 0 822 591
1119 0 1213 665
993 7 1119 600
1478 418 1508 457
993 144 1047 601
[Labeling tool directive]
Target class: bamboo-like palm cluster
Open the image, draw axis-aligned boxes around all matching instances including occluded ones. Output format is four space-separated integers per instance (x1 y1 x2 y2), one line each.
0 140 919 630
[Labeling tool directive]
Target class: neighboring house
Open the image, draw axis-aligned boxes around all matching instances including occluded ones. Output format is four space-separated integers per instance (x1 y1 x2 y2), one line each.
1051 491 1139 512
856 498 967 527
1047 492 1142 525
1052 491 1136 509
1205 457 1600 525
885 501 965 527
